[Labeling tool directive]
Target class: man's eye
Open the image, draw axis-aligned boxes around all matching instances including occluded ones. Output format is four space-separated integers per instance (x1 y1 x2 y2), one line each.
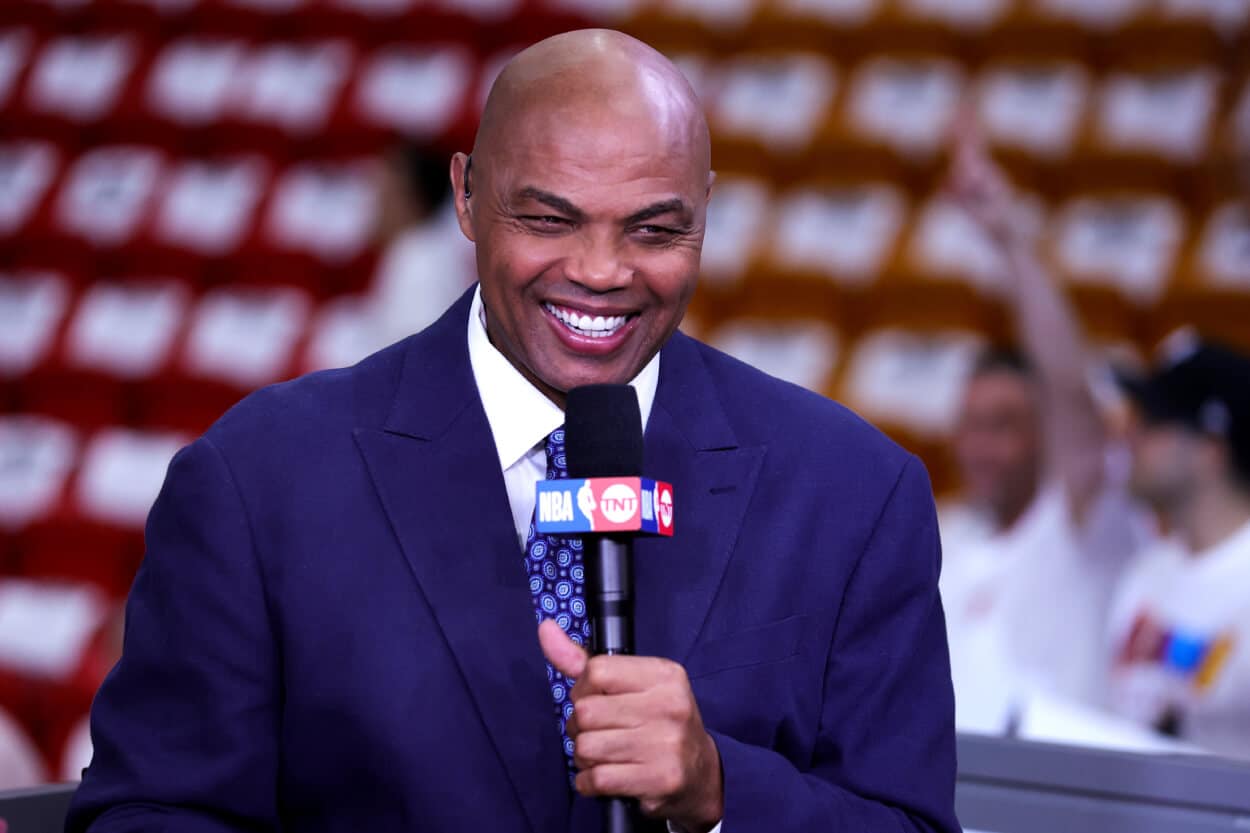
523 216 570 227
632 225 681 240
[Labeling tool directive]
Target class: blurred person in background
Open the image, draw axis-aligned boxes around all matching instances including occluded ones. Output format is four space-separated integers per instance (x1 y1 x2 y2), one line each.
0 707 46 789
939 121 1153 731
1107 336 1250 759
368 140 476 350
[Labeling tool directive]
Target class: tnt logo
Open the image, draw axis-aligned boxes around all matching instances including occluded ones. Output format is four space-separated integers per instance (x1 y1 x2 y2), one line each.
657 487 673 531
600 483 639 524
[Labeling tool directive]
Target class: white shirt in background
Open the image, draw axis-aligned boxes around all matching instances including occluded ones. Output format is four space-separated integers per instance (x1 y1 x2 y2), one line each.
939 468 1152 734
370 204 477 351
1107 518 1250 760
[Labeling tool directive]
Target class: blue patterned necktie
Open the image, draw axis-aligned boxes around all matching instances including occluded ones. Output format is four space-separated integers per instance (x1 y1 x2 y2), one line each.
523 427 589 777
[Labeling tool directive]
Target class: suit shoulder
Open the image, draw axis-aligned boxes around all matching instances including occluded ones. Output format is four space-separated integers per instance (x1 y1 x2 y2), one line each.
689 337 913 472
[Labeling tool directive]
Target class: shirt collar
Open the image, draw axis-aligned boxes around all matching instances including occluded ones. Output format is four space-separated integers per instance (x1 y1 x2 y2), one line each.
467 286 660 472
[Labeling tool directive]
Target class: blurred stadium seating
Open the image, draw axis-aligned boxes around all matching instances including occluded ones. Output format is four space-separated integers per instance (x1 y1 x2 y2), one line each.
0 0 1247 780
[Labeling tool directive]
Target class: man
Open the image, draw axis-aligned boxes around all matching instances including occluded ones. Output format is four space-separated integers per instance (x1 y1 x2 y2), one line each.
939 124 1149 728
1108 335 1250 759
369 141 476 350
67 30 958 833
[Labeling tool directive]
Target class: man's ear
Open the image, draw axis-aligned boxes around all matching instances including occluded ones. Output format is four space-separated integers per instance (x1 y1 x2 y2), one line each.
450 152 476 242
706 169 717 201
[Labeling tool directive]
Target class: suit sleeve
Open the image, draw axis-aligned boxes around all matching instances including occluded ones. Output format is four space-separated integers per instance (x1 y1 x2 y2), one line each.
709 455 960 833
66 437 281 833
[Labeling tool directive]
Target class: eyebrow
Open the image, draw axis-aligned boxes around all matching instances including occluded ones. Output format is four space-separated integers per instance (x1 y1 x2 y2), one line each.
514 188 692 227
624 198 692 226
515 188 587 221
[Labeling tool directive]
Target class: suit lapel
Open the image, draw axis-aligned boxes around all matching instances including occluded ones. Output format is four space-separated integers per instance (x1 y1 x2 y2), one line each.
354 291 570 833
634 334 765 666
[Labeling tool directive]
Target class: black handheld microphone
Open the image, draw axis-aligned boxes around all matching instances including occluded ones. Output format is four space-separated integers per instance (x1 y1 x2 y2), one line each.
564 384 644 833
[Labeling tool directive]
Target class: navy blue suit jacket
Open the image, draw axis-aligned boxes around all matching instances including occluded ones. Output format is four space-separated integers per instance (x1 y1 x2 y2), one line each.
68 289 959 833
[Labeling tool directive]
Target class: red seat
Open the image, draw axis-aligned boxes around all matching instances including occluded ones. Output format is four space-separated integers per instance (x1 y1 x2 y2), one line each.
765 179 909 291
301 292 374 372
345 42 477 145
0 140 64 265
0 578 113 769
183 0 306 39
242 157 380 295
0 270 71 385
302 0 426 44
839 53 965 175
33 278 192 432
73 426 186 534
135 283 310 433
14 516 136 599
49 145 168 277
226 39 359 157
143 155 272 284
0 28 38 122
0 416 78 542
17 31 147 146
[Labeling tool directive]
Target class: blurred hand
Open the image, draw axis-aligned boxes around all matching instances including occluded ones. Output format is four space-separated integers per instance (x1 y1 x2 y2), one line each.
538 619 723 833
945 111 1030 248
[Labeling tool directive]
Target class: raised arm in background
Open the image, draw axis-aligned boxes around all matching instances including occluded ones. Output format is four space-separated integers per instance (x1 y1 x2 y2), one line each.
946 120 1108 526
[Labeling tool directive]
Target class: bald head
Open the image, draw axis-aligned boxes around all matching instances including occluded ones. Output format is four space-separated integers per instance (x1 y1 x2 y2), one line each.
448 30 713 408
473 29 710 182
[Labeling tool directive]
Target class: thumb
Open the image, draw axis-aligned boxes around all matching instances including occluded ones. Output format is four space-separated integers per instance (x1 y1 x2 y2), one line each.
538 619 588 680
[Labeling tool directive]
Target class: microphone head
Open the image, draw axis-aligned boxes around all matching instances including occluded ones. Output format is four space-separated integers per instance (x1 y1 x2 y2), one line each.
565 384 643 478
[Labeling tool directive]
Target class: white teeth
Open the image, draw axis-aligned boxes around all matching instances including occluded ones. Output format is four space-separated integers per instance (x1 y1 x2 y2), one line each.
544 303 630 337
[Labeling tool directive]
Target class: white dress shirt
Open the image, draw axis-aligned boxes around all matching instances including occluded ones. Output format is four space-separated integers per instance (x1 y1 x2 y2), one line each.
465 288 722 833
466 286 660 544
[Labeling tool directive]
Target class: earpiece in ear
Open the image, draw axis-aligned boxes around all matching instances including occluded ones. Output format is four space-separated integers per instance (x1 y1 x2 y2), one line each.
463 155 473 199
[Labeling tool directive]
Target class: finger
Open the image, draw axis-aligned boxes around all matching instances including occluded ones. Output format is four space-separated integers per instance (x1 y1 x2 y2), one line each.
572 654 685 697
567 692 651 737
572 728 643 770
538 618 588 681
573 763 656 799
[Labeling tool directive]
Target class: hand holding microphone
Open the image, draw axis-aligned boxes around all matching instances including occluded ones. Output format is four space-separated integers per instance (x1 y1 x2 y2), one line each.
537 622 724 833
535 384 723 833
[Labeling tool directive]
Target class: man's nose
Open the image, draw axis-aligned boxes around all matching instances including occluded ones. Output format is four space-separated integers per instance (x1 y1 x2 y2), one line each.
567 233 631 291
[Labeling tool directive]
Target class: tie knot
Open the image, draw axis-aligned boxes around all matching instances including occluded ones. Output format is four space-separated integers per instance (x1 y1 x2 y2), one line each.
545 427 568 480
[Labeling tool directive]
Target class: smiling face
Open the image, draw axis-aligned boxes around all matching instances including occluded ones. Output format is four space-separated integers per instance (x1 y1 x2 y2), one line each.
452 31 712 407
952 369 1042 525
